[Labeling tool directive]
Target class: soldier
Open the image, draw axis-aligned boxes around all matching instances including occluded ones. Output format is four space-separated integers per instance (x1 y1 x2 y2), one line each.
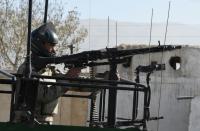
13 22 81 124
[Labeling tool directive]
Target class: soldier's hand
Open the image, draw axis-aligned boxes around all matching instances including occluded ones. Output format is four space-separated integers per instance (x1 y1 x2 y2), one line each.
66 67 82 78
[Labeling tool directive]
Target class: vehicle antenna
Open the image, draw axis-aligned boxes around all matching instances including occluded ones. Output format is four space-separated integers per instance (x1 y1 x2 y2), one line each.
44 0 49 23
157 2 171 131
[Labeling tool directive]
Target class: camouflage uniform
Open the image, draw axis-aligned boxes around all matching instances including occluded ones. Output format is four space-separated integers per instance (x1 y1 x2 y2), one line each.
13 62 68 124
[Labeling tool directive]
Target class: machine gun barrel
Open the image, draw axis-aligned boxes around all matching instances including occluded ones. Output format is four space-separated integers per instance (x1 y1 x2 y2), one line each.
37 45 181 68
109 45 181 56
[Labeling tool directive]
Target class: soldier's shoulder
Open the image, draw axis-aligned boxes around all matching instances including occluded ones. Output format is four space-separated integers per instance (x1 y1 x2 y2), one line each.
17 63 26 73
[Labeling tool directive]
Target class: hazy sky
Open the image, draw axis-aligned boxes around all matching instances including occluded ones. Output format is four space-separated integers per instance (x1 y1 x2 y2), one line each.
63 0 200 24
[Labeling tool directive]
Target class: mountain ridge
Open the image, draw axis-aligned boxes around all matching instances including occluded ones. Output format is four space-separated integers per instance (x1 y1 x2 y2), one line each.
79 19 200 51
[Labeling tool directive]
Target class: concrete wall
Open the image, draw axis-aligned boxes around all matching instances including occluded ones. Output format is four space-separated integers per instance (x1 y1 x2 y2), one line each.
95 46 200 131
54 91 89 126
189 96 200 131
0 84 11 122
0 74 12 122
122 46 200 131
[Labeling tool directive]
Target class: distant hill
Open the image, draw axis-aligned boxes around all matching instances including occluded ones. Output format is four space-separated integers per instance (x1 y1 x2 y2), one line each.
79 19 200 51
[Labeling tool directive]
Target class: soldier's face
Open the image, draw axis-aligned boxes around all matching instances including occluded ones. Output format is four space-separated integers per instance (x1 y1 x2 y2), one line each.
44 42 56 53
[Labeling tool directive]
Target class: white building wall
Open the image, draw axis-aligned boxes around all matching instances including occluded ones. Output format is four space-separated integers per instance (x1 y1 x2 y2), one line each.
189 96 200 131
95 46 200 131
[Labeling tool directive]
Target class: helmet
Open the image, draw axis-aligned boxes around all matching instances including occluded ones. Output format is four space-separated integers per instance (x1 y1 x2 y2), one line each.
31 22 58 57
